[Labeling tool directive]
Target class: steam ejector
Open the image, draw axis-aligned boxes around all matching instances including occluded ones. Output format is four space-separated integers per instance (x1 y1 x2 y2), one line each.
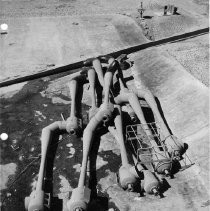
25 54 188 211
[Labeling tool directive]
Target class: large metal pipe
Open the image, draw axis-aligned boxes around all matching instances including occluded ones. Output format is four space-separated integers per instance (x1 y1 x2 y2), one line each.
100 65 115 125
131 86 186 160
164 135 186 160
108 105 138 191
114 78 153 137
24 121 67 211
125 104 138 123
84 58 105 87
67 71 114 211
67 105 113 211
66 79 82 136
130 152 161 197
87 68 98 120
128 121 172 176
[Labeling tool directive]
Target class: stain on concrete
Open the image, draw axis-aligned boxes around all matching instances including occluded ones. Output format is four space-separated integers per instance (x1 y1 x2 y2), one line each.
0 163 17 190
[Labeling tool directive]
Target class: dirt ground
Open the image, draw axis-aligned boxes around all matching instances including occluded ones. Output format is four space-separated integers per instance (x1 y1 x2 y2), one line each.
0 0 209 211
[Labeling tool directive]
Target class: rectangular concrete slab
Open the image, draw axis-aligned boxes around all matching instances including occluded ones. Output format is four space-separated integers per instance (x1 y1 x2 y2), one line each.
0 15 148 83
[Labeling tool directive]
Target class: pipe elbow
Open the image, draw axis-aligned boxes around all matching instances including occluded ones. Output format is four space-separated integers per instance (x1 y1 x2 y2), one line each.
43 121 63 132
83 115 100 137
66 117 82 136
114 95 123 104
114 90 130 104
97 103 114 125
127 92 138 102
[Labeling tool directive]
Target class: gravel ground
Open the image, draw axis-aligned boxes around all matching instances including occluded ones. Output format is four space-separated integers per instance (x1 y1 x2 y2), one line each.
161 34 209 86
0 0 209 18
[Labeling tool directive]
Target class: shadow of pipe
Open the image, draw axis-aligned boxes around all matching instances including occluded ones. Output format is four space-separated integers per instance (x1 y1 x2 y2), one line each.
95 76 103 107
159 178 171 194
154 97 173 135
87 128 109 211
43 129 67 211
75 75 87 119
51 197 63 211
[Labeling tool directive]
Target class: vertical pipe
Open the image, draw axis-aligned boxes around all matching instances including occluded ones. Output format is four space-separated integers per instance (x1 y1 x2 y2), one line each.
77 117 99 188
26 122 67 211
135 89 185 160
143 90 171 138
103 71 113 104
114 105 129 166
87 68 97 108
92 58 104 87
118 79 153 137
78 130 92 188
68 80 77 117
36 128 51 191
126 104 138 123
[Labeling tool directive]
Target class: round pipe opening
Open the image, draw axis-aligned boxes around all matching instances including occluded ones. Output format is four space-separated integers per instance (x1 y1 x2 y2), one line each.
131 116 137 123
70 129 76 135
127 183 134 192
103 115 108 121
152 188 159 196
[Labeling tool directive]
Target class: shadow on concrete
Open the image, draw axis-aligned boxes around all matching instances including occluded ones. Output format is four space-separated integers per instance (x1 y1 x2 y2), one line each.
143 16 153 19
44 131 65 211
88 128 109 211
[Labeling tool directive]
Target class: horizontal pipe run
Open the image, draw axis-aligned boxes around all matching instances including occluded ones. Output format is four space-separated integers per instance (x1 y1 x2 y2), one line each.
0 27 208 88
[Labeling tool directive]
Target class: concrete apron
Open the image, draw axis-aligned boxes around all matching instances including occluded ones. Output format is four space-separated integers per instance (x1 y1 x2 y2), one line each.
1 15 209 211
129 48 209 209
0 14 148 83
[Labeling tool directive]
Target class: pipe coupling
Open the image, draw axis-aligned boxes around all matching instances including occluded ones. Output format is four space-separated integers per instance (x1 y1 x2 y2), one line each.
66 116 82 136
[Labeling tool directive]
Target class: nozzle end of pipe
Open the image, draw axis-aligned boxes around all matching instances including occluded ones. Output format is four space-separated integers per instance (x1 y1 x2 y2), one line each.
131 116 137 123
173 151 182 161
127 183 134 192
152 188 160 197
103 115 108 121
164 169 170 177
70 129 76 135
